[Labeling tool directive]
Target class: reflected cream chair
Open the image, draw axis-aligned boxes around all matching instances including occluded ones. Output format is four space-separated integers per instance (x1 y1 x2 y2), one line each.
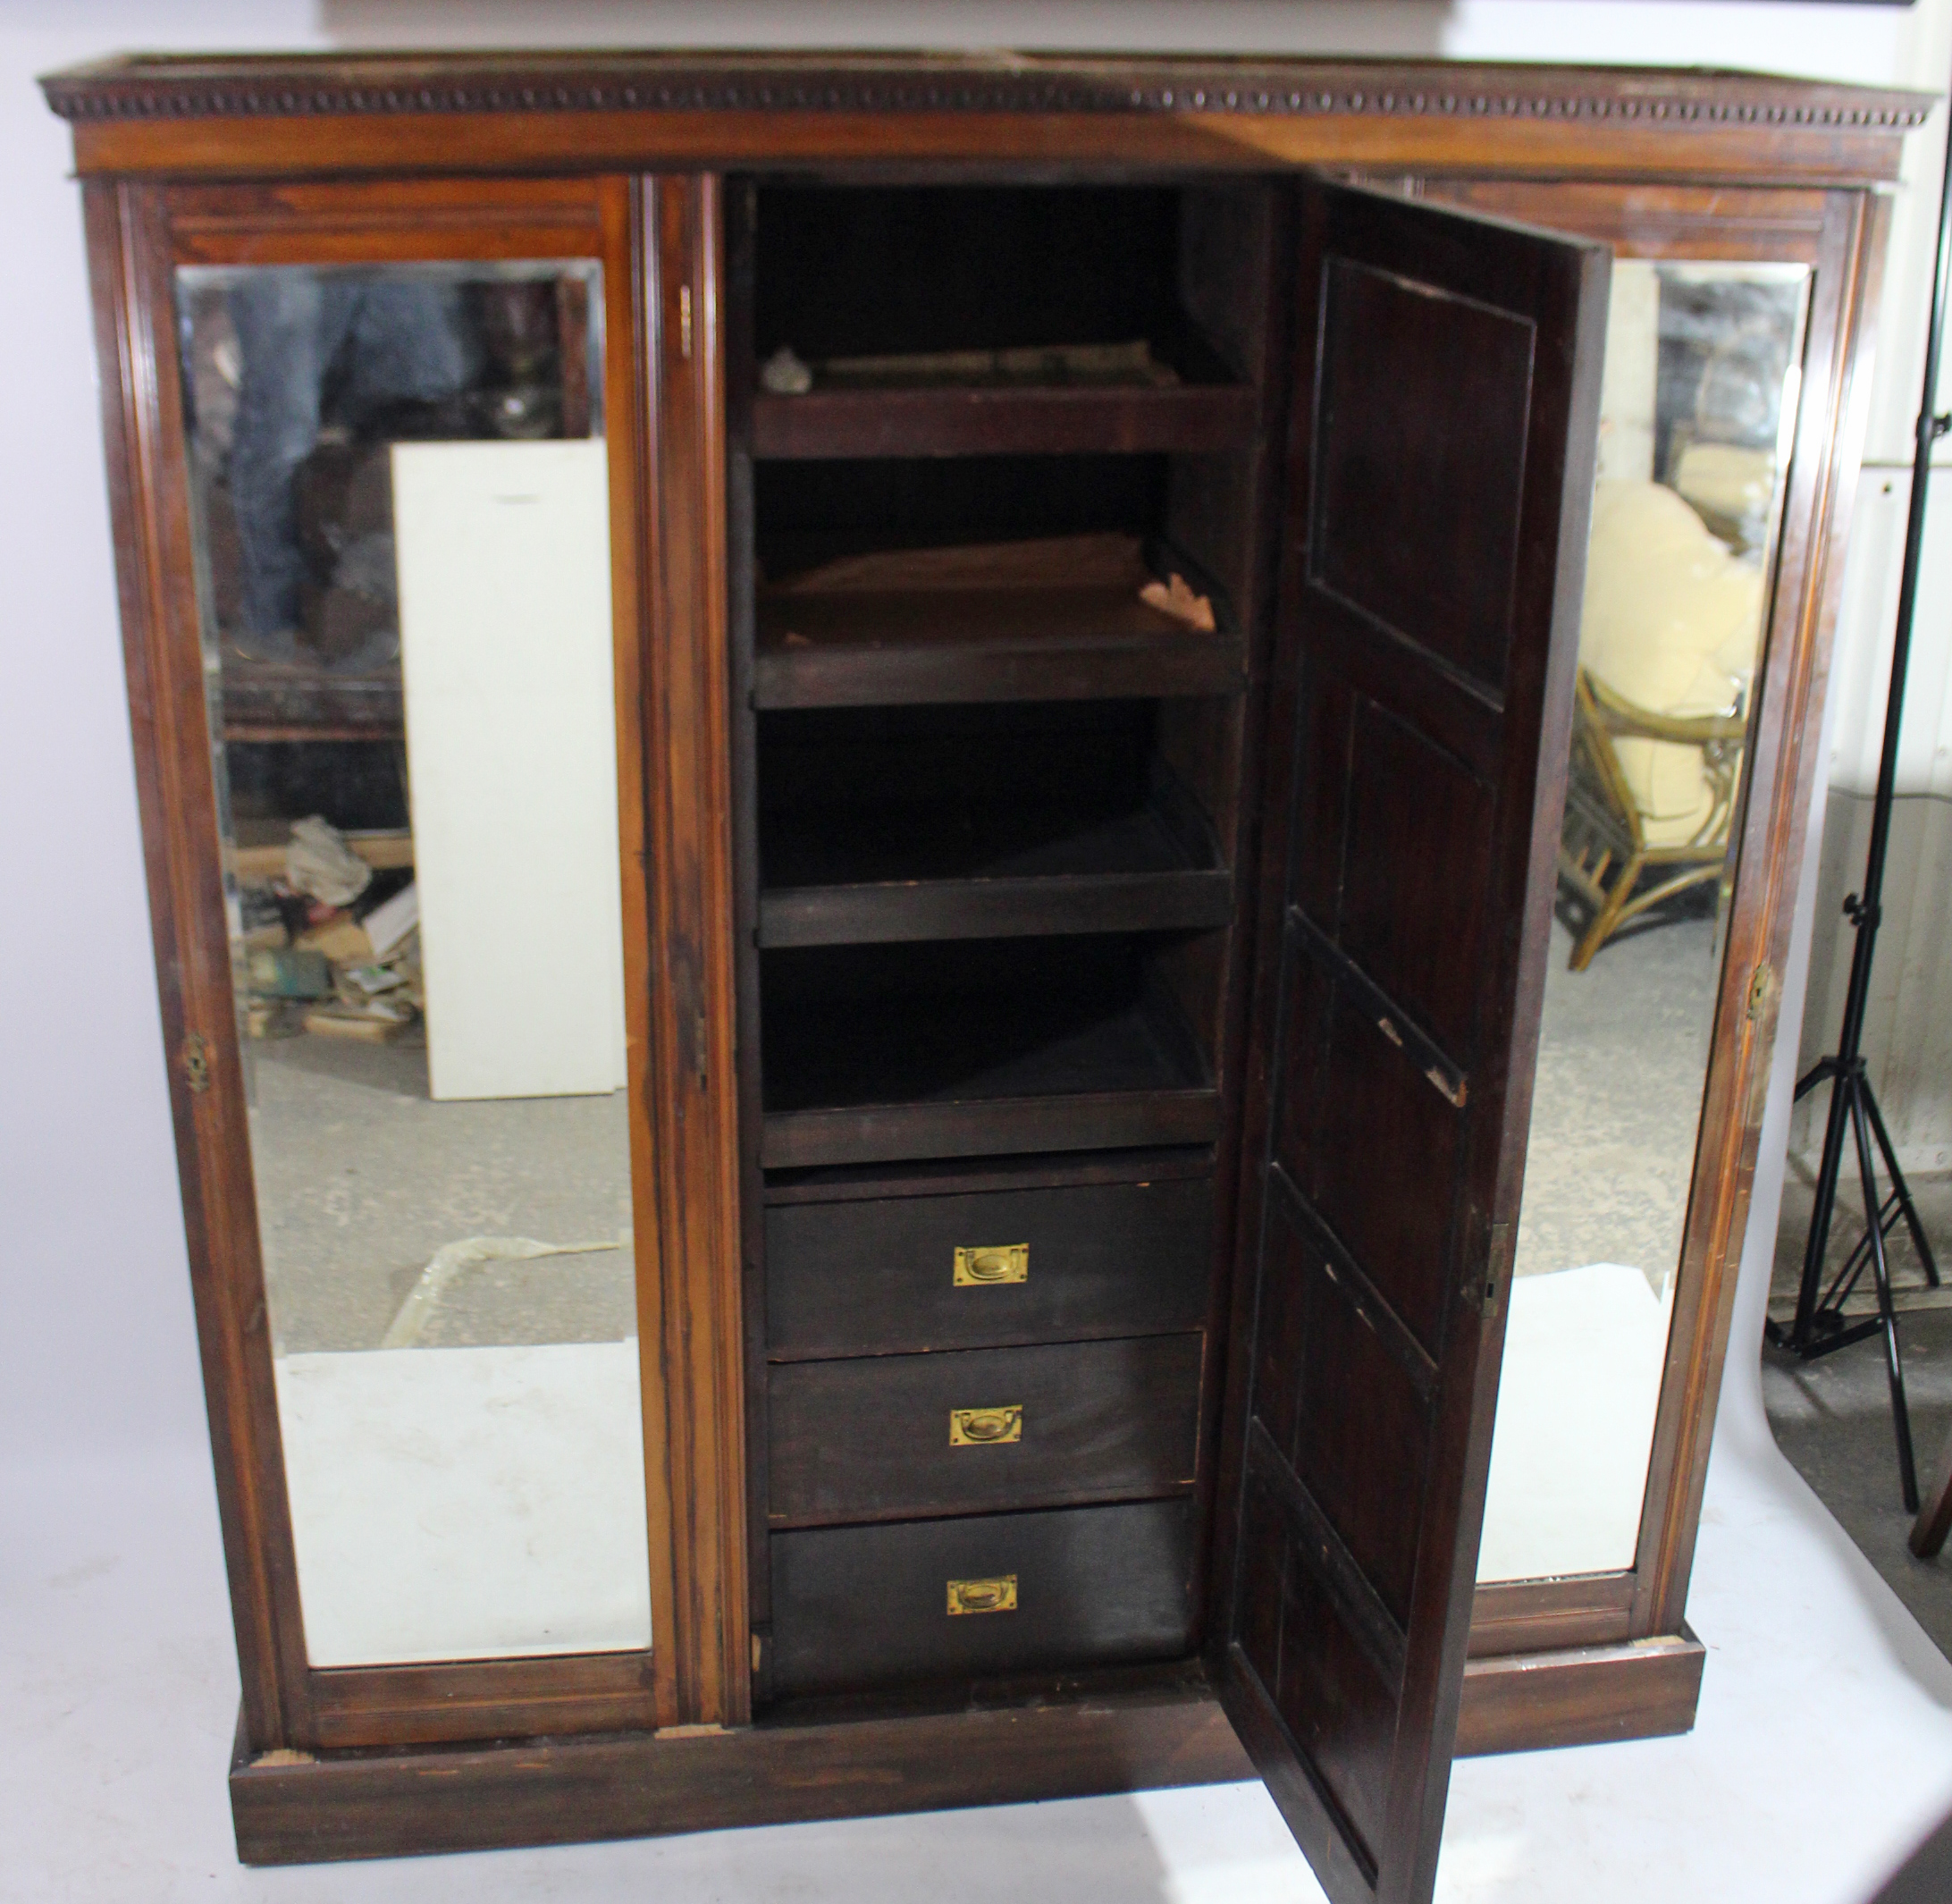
1558 479 1764 971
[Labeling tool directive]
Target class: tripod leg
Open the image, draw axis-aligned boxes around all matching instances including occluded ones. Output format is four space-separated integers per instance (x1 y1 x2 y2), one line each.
1853 1077 1920 1512
1817 1223 1874 1317
1863 1081 1941 1289
1795 1052 1842 1103
1792 1066 1856 1345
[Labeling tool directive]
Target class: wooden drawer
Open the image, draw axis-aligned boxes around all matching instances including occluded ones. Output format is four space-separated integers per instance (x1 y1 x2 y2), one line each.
770 1498 1196 1698
765 1174 1213 1357
768 1334 1202 1526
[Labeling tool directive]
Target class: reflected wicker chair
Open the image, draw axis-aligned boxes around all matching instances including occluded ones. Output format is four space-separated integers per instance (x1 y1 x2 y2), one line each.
1557 668 1746 971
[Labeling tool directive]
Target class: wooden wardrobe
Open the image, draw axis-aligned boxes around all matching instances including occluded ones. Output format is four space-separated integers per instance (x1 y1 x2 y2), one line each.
44 50 1926 1904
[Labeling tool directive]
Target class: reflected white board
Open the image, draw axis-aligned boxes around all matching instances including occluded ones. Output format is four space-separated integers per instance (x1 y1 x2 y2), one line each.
1477 1260 1674 1583
393 440 626 1101
276 1342 652 1665
1594 257 1658 484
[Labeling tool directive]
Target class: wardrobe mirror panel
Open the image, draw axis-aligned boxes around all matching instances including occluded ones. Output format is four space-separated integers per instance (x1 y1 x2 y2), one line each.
175 258 653 1665
1478 258 1812 1583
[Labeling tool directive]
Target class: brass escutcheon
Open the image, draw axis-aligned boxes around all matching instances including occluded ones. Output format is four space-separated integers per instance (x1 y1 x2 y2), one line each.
947 1574 1017 1615
949 1404 1022 1446
180 1032 213 1095
954 1243 1028 1286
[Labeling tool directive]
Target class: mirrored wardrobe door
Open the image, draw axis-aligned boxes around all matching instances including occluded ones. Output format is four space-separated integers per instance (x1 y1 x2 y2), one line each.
1477 257 1813 1584
175 252 653 1668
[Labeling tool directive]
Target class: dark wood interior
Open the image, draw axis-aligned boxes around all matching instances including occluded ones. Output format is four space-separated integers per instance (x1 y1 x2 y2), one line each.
754 699 1233 946
728 176 1278 1712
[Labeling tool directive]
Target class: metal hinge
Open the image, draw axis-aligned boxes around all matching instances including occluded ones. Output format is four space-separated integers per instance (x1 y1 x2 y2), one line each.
180 1032 213 1095
1479 1218 1514 1318
678 282 694 360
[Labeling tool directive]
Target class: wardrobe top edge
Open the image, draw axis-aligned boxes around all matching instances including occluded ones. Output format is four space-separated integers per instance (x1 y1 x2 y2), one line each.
40 52 1931 189
39 50 1932 131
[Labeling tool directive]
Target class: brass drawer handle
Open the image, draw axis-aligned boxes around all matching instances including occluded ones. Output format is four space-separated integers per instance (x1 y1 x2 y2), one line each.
947 1574 1017 1615
949 1404 1022 1446
955 1244 1028 1285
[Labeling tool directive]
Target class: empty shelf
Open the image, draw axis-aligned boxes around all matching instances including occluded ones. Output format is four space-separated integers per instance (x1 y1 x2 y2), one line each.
759 792 1231 947
761 973 1216 1169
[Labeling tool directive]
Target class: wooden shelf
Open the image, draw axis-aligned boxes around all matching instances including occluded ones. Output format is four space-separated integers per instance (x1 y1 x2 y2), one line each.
761 1146 1216 1205
763 1088 1220 1173
761 868 1231 949
755 586 1243 708
759 789 1231 948
760 977 1216 1170
749 382 1257 461
754 535 1244 709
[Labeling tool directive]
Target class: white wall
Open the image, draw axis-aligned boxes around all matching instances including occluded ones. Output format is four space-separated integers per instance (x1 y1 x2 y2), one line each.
0 5 330 1474
1798 479 1952 1174
0 0 1935 1487
1788 0 1952 1175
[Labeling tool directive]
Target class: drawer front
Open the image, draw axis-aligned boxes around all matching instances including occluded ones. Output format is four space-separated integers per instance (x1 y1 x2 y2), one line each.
768 1334 1202 1526
770 1499 1195 1698
766 1175 1213 1356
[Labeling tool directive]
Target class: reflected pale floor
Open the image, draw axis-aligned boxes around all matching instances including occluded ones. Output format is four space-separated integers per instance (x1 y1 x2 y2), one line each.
1479 1262 1671 1581
248 1032 635 1353
278 1342 653 1665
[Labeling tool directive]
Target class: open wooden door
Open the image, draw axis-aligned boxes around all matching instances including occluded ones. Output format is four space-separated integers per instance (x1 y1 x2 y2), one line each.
1209 182 1608 1904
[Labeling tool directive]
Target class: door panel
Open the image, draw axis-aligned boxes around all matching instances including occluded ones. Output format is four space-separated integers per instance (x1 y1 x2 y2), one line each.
1310 257 1536 691
1212 181 1607 1903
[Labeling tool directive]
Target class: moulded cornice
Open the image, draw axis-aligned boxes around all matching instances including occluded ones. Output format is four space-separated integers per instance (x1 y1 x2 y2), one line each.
38 50 1934 133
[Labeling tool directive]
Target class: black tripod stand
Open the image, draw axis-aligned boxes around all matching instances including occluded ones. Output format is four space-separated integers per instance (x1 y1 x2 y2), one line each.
1766 84 1952 1514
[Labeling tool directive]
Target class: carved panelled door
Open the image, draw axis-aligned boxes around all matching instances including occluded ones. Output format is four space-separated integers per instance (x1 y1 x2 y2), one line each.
1212 183 1608 1904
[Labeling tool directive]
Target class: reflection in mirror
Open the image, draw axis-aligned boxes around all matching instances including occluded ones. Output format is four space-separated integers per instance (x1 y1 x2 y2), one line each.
178 260 652 1664
1479 260 1811 1583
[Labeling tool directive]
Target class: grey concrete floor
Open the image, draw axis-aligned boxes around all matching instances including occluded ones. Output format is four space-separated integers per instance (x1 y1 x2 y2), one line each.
1515 910 1719 1293
247 1028 636 1353
1767 1167 1952 1659
243 912 1725 1356
244 911 1721 1353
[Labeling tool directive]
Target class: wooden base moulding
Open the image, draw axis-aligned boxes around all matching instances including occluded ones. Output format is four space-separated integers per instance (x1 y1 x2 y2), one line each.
228 1636 1704 1866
